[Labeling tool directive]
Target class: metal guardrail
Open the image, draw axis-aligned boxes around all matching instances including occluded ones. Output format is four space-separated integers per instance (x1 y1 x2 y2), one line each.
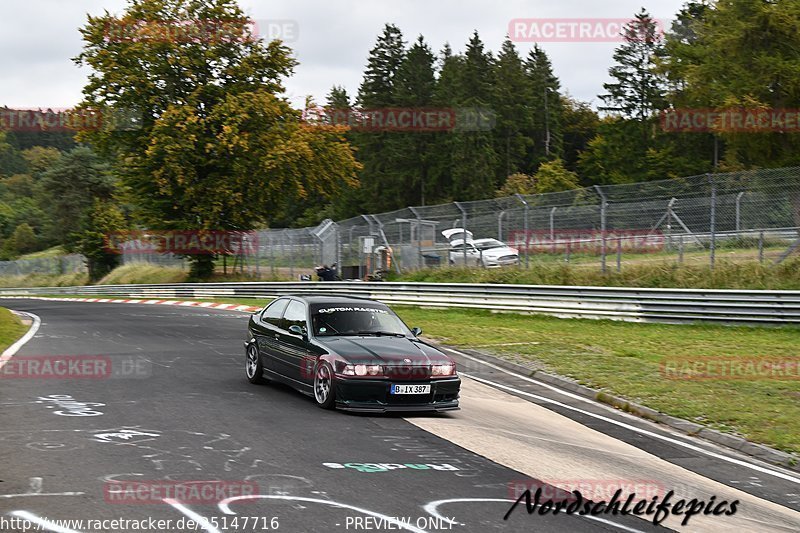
2 282 800 325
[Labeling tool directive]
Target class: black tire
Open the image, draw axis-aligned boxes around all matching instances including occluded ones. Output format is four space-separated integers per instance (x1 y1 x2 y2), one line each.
246 343 268 384
313 361 336 409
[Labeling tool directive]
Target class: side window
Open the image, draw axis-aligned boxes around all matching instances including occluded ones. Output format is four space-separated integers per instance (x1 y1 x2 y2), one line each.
261 299 289 327
282 300 307 332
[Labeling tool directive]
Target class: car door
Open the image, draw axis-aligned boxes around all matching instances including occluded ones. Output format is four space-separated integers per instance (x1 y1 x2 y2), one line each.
252 298 289 372
274 299 313 385
450 243 481 265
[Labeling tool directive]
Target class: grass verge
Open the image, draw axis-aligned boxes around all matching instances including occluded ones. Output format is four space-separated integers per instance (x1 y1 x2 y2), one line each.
0 307 27 352
394 257 800 290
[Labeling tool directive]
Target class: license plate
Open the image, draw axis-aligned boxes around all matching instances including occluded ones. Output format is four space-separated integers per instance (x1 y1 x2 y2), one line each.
391 384 431 395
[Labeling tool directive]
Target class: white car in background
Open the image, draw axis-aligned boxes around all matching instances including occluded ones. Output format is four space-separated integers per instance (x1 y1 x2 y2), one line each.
442 229 520 268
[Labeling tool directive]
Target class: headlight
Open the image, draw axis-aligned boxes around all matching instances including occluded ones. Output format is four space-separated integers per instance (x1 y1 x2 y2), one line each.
431 363 456 376
342 364 384 377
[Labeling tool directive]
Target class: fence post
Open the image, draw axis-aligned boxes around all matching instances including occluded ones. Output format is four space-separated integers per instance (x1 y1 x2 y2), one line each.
287 231 294 280
679 235 684 263
269 233 275 277
515 194 530 269
708 174 717 270
550 207 557 250
616 238 622 272
594 185 608 274
409 207 423 270
758 231 764 263
735 191 745 233
454 202 468 267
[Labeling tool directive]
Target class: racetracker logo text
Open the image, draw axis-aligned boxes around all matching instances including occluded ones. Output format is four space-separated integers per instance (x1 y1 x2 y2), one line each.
104 230 259 256
661 108 800 133
302 107 496 132
0 107 140 133
104 480 259 504
508 18 667 43
661 357 800 381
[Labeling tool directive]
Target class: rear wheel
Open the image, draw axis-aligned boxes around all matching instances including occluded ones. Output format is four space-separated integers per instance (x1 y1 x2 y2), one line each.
313 362 336 409
246 343 267 384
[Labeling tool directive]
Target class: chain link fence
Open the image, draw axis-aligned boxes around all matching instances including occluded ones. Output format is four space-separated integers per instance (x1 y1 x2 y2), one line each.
13 167 799 280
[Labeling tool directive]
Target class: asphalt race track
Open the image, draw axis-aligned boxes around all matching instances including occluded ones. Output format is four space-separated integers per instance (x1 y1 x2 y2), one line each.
1 299 799 533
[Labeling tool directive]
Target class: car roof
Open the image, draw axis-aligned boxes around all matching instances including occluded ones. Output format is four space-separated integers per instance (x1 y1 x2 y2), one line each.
279 294 387 306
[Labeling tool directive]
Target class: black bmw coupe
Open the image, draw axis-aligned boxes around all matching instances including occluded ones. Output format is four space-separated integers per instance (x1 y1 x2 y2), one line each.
244 295 461 412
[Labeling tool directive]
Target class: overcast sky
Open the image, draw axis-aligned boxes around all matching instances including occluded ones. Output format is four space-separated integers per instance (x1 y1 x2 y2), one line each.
0 0 687 110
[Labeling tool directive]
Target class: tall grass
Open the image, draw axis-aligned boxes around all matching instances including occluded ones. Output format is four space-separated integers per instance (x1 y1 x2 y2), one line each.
395 257 800 290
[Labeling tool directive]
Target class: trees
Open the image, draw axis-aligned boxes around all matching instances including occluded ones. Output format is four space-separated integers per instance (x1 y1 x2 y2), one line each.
447 32 497 200
75 0 359 277
351 24 407 212
492 38 531 184
524 45 563 170
600 9 667 123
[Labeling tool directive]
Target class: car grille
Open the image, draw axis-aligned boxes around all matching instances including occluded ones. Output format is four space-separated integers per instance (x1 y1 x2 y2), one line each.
385 365 431 380
498 255 518 262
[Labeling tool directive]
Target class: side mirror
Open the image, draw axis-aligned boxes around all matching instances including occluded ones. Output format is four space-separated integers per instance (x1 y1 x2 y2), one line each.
411 327 422 337
289 325 307 338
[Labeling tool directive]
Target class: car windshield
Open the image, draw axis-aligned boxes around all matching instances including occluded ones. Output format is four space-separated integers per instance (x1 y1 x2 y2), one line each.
311 305 410 337
475 239 506 250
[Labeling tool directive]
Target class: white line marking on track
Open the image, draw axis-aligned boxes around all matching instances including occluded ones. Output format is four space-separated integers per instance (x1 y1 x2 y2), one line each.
423 498 647 533
0 311 41 372
457 368 800 485
217 495 430 533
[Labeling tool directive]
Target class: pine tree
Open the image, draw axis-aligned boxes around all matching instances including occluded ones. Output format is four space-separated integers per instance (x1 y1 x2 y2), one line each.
448 32 497 200
492 38 531 186
353 24 407 212
357 24 406 107
524 45 564 171
600 9 667 122
390 36 437 206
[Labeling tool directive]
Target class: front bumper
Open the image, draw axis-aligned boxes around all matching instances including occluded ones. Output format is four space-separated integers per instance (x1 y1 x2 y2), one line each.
334 376 461 413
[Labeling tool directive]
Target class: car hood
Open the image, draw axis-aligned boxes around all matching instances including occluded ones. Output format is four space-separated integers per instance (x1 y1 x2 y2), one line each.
316 336 451 365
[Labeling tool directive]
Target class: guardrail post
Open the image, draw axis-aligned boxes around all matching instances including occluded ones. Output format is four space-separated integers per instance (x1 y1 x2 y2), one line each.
515 194 530 269
708 174 717 270
594 186 608 274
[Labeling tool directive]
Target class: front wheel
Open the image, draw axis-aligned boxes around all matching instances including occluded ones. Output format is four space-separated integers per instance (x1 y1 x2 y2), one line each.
246 343 267 384
313 362 336 409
